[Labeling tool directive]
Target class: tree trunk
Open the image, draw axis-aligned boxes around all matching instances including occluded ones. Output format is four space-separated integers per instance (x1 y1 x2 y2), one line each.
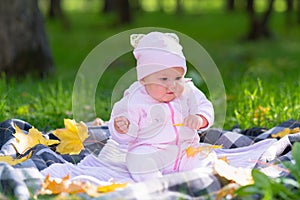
226 0 235 11
48 0 70 29
298 0 300 23
286 0 294 12
102 0 132 24
176 0 183 14
285 0 294 25
131 0 141 12
0 0 54 78
102 0 116 13
246 0 275 40
246 0 254 12
117 0 131 24
157 0 164 12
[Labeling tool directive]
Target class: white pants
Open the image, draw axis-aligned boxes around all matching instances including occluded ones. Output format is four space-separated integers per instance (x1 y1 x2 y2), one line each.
126 144 217 182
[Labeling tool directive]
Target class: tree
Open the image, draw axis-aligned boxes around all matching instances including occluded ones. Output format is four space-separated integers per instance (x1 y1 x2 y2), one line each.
102 0 116 13
286 0 294 12
176 0 184 14
297 0 300 23
102 0 132 24
0 0 54 77
226 0 235 11
245 0 275 40
285 0 294 25
48 0 70 29
117 0 131 24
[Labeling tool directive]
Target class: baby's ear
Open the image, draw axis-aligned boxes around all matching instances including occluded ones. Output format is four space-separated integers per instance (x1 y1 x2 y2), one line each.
165 33 180 43
130 34 145 48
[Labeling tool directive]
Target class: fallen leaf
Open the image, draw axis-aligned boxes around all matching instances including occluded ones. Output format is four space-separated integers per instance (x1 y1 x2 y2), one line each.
253 106 270 121
37 174 128 198
214 159 253 186
186 145 223 158
219 156 229 164
0 151 32 165
97 182 128 193
39 174 85 195
13 125 60 154
172 123 184 127
82 183 101 197
52 119 88 155
215 183 239 200
271 127 300 138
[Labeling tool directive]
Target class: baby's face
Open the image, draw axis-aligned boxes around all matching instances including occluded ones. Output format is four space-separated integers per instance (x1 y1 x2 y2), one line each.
141 67 185 102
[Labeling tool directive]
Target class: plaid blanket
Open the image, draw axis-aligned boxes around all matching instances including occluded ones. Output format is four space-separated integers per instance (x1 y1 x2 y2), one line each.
0 118 299 199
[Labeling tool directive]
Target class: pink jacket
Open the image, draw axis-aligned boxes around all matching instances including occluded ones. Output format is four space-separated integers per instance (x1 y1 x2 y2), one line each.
108 80 214 152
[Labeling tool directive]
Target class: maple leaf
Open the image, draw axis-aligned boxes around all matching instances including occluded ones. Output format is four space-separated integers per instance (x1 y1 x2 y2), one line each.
186 145 223 158
37 174 128 198
0 151 32 165
214 159 253 186
52 119 88 155
13 125 60 154
38 174 85 195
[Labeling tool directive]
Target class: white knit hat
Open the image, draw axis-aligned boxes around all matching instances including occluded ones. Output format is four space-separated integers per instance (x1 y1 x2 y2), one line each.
130 32 187 80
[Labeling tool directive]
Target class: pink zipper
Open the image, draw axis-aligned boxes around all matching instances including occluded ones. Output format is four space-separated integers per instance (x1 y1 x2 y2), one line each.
167 102 180 171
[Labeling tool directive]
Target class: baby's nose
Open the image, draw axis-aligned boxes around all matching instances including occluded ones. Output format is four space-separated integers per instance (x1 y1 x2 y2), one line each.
168 80 176 86
167 81 176 89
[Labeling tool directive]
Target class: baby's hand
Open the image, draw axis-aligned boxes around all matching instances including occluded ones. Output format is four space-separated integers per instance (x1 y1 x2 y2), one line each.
183 114 205 130
92 117 105 126
114 116 130 134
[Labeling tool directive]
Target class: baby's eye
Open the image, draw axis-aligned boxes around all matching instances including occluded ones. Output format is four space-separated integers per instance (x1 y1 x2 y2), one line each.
159 78 168 81
175 77 183 80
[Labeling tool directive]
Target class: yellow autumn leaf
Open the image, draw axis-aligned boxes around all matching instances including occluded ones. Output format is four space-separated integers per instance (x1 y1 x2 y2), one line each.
253 106 270 121
186 145 223 158
172 123 184 127
290 127 300 134
38 174 85 195
215 183 240 200
0 151 32 165
271 127 300 138
37 174 127 198
13 125 60 154
219 156 229 164
52 119 88 155
97 182 128 193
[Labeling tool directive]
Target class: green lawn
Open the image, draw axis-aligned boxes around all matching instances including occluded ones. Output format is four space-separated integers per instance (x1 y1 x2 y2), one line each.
1 0 299 130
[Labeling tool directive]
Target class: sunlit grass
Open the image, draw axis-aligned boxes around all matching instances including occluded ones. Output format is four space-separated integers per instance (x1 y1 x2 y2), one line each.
229 78 300 128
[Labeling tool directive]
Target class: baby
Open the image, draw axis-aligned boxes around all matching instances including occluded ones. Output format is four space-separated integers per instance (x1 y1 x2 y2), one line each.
108 32 215 181
40 32 276 184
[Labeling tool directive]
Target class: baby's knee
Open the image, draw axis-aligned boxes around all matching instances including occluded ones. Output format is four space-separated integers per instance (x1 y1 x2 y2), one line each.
126 154 162 181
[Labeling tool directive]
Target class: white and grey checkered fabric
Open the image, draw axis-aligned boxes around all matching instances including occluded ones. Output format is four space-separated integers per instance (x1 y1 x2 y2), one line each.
0 118 299 199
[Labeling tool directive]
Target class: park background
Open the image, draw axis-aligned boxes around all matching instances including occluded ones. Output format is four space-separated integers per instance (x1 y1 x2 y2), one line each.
0 0 299 131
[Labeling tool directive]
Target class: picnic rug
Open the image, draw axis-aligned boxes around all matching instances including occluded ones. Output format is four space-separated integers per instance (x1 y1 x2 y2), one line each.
0 118 299 199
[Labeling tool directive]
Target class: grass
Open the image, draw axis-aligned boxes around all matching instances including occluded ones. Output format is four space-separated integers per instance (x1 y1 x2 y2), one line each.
1 0 300 131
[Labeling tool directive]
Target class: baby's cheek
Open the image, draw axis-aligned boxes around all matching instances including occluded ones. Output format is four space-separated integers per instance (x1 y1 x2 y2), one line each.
147 86 166 100
156 86 168 94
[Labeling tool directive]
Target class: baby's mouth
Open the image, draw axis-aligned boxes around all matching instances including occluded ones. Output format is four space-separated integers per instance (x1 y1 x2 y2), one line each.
166 91 174 94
